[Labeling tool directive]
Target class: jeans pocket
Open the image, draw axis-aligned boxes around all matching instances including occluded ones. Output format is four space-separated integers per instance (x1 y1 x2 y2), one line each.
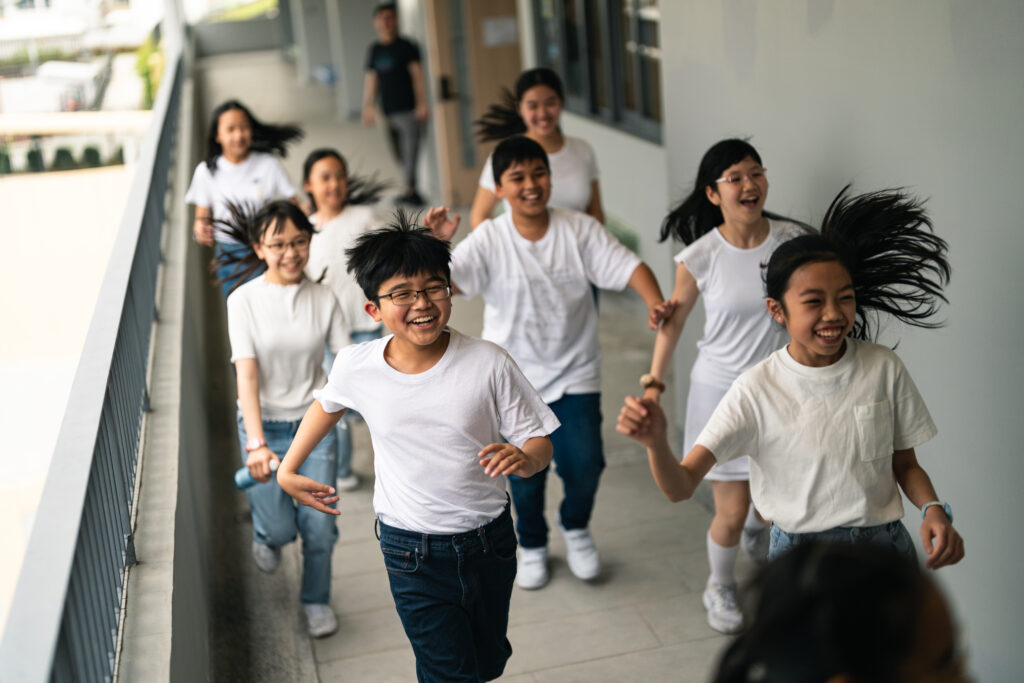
490 531 518 562
381 540 421 575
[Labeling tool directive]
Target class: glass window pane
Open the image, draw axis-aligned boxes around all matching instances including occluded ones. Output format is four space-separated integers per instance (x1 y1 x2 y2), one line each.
562 0 585 98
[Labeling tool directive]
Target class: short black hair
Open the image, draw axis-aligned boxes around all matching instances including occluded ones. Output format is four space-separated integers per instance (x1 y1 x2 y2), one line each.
373 2 396 17
491 135 550 186
346 209 452 301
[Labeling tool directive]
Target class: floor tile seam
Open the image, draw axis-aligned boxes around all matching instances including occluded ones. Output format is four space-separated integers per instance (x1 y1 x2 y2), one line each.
313 641 411 666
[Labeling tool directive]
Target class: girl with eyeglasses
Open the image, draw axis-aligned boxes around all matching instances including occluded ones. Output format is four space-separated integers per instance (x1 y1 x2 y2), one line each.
186 99 303 297
640 139 808 634
215 200 349 638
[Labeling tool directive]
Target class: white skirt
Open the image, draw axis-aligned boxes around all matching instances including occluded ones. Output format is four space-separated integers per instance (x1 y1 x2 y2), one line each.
684 380 750 482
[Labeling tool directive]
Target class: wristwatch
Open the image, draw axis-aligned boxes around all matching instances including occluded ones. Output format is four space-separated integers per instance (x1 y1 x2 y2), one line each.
245 437 267 452
640 373 666 393
921 501 953 523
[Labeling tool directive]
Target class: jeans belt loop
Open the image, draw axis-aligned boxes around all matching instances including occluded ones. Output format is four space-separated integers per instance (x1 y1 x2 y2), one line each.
477 526 490 555
420 533 430 560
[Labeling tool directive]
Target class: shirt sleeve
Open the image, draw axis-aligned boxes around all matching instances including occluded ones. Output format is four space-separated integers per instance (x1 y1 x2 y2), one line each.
494 352 561 447
694 378 759 463
675 240 710 289
405 38 421 63
226 291 256 361
184 162 212 207
449 227 492 298
576 213 642 291
579 139 599 182
365 43 377 72
890 355 938 450
479 154 496 192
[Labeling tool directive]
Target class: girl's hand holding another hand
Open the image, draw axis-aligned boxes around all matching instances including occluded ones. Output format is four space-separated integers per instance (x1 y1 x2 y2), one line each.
648 299 678 330
616 396 668 449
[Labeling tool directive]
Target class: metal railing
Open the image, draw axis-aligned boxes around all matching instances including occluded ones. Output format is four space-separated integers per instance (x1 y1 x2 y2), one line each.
0 46 183 683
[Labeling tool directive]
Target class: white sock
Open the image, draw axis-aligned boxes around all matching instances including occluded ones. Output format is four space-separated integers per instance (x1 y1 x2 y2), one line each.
707 531 739 587
743 504 767 533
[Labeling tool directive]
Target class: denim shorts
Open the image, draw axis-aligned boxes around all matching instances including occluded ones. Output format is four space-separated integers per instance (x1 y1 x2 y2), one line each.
769 520 917 562
377 503 518 682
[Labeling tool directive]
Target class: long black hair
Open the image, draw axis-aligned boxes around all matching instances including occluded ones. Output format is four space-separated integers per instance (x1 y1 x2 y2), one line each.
205 100 303 174
212 200 316 294
661 138 799 245
765 186 951 341
713 542 927 683
474 68 565 143
301 148 390 212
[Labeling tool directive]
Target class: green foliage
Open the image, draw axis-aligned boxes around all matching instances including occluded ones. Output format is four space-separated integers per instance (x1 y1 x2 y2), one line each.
51 147 77 171
0 47 73 70
134 35 164 110
108 146 125 165
209 0 279 23
82 146 102 167
27 148 44 172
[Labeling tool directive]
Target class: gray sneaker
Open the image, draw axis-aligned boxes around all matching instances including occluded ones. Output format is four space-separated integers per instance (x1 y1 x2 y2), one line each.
251 540 281 573
304 603 338 638
702 582 743 634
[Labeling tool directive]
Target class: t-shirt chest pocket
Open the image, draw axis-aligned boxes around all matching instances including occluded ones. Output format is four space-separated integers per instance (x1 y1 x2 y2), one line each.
854 400 894 461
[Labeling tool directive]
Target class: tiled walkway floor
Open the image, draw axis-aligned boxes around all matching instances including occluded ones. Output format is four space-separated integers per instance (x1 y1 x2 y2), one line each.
202 51 752 682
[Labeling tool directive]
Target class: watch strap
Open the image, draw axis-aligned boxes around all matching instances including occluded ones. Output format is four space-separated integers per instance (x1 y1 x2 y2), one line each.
921 501 952 523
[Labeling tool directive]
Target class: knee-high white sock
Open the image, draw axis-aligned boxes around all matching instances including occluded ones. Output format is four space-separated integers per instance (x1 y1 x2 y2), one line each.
743 503 767 533
707 531 739 587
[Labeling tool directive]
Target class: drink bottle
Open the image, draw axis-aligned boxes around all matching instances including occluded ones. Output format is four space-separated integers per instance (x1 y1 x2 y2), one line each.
234 458 279 490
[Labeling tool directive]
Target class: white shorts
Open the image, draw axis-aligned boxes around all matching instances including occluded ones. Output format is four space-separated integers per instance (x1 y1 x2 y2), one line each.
684 380 750 482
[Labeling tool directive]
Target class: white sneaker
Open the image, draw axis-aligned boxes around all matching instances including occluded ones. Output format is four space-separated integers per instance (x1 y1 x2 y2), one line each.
559 523 601 581
517 546 549 590
251 541 280 573
702 582 743 634
741 525 770 566
335 473 360 491
304 603 338 638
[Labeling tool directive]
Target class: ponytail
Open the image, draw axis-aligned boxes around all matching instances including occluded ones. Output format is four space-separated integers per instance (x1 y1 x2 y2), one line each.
474 68 566 143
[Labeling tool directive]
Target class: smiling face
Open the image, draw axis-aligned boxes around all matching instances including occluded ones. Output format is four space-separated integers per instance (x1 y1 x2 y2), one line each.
364 270 452 353
518 84 562 138
215 108 253 163
304 155 348 216
705 155 768 227
495 157 551 221
767 259 856 367
253 218 310 286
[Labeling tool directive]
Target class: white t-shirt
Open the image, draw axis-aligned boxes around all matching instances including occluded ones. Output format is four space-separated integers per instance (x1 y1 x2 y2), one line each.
185 151 296 244
451 208 640 403
306 205 382 333
479 136 599 214
676 220 806 388
696 338 938 533
227 275 349 421
314 329 560 534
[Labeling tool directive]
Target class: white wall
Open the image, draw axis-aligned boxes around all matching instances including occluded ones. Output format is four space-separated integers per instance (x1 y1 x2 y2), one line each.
659 1 1024 678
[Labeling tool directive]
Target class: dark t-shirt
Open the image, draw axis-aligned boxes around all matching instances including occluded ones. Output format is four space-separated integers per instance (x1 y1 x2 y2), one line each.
365 37 421 115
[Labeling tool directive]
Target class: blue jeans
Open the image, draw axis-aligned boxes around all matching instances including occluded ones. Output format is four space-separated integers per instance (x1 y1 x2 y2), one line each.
216 241 259 298
323 328 381 477
237 414 339 603
378 504 517 682
768 520 917 562
509 392 604 548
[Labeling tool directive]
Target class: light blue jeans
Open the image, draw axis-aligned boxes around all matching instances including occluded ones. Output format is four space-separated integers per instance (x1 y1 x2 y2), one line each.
768 520 917 563
324 328 382 477
237 414 338 604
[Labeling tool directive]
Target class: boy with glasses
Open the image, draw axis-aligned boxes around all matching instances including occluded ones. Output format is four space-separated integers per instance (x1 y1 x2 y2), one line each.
424 135 671 590
277 212 559 682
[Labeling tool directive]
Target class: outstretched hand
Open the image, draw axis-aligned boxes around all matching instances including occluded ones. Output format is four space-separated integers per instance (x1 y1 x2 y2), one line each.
921 513 965 569
478 443 540 478
423 206 460 242
648 299 678 330
277 470 340 516
616 395 668 449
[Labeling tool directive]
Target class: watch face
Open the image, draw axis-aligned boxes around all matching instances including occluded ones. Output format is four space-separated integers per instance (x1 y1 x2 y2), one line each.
246 437 263 451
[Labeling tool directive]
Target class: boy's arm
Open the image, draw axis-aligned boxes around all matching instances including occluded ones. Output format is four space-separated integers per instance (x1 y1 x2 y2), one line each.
478 435 552 479
585 180 605 225
236 358 278 482
626 263 673 330
617 395 715 501
892 448 964 569
277 401 346 515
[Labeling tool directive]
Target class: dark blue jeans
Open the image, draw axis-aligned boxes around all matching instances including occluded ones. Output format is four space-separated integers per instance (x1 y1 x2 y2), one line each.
378 504 518 682
768 520 917 562
509 392 604 548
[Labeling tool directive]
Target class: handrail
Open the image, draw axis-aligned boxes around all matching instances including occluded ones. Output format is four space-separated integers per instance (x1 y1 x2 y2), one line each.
0 44 183 683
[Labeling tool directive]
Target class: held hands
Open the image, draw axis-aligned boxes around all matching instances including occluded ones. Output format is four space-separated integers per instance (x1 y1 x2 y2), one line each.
276 469 340 516
478 443 541 479
616 396 669 450
423 206 460 242
648 299 678 330
246 447 281 483
920 508 965 569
